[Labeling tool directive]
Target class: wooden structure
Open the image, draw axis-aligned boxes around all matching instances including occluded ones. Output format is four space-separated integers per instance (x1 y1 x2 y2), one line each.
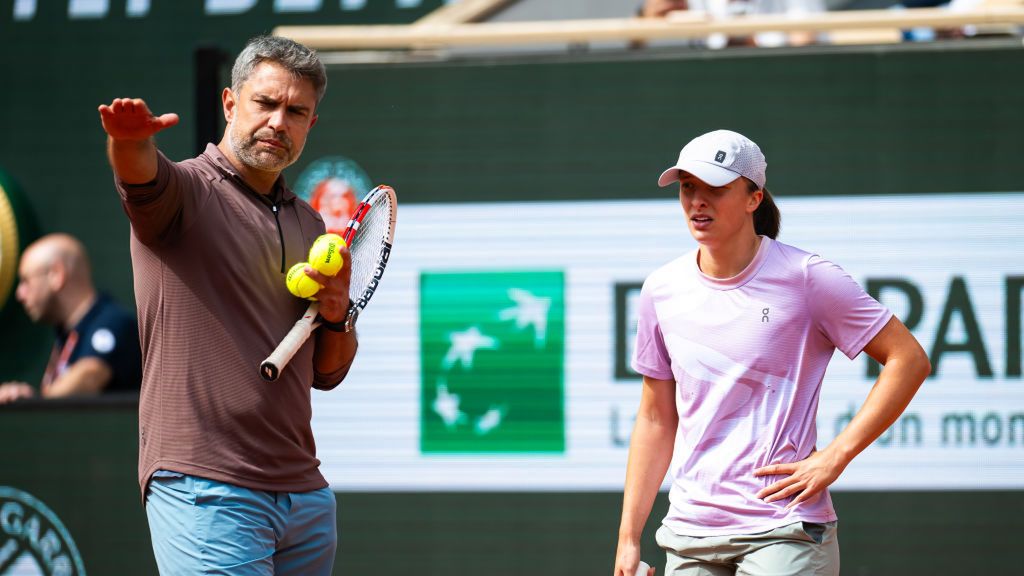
274 2 1024 51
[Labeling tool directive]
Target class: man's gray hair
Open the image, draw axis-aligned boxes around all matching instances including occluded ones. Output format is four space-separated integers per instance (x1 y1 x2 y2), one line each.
231 35 327 104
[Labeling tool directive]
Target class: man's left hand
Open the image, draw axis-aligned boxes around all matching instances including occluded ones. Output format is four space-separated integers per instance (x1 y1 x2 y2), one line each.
304 241 353 325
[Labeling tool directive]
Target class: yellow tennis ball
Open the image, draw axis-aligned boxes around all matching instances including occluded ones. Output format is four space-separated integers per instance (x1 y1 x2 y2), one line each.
286 262 320 300
308 233 346 277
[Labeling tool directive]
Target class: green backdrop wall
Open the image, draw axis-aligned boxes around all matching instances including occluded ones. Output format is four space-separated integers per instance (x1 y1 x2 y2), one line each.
310 40 1024 204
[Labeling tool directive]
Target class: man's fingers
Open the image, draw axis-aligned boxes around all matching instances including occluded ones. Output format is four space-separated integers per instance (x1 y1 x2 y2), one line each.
99 99 178 138
303 266 330 288
104 99 128 116
155 113 180 129
103 98 158 117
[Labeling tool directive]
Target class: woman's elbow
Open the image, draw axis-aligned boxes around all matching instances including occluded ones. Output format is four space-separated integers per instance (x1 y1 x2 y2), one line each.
909 345 932 385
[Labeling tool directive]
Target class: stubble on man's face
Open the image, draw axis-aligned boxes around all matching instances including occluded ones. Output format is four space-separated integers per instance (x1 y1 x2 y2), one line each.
17 280 58 325
228 117 297 173
225 61 317 175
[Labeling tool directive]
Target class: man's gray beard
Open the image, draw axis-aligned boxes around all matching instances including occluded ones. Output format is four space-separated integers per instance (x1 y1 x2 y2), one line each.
228 119 294 172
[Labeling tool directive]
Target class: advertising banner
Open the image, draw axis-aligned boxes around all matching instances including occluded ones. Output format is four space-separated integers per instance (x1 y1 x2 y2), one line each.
313 193 1024 491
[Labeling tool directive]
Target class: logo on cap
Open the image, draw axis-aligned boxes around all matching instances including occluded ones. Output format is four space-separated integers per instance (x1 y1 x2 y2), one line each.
714 151 726 163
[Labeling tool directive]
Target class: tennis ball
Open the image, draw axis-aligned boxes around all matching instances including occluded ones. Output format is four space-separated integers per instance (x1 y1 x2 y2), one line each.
286 262 320 300
308 233 346 277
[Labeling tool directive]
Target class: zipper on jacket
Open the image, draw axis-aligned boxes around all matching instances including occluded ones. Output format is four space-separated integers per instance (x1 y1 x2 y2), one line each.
271 203 286 273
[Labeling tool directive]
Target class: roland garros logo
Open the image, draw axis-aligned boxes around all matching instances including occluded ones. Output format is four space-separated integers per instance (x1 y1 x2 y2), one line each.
0 487 86 576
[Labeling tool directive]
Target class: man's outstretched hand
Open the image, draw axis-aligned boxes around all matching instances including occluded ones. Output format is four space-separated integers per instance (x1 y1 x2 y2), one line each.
98 98 179 141
99 98 178 183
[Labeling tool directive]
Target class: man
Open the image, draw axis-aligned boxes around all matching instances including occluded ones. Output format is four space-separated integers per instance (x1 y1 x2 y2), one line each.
98 36 357 575
0 233 141 403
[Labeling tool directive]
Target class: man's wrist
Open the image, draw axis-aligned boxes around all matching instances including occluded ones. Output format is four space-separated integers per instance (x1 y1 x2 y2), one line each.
319 316 351 333
319 300 357 333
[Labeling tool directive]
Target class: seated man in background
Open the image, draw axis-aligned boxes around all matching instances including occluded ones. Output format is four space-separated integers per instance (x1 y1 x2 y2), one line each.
0 233 141 403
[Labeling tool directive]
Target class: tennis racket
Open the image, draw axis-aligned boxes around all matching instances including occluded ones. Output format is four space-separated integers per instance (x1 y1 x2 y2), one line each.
259 184 397 382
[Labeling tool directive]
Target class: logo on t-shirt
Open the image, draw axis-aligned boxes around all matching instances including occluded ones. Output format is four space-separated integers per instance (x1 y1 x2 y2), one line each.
90 328 116 354
420 271 565 453
0 486 86 575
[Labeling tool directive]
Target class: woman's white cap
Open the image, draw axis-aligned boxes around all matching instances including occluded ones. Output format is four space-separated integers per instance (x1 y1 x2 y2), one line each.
657 129 767 189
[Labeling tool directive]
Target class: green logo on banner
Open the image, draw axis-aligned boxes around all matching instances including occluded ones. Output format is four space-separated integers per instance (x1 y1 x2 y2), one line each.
421 271 565 453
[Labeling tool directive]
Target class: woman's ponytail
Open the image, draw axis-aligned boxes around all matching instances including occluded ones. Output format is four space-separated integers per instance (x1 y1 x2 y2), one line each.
751 182 781 239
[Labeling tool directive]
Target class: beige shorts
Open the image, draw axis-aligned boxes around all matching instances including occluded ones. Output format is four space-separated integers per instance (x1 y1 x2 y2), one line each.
655 521 840 576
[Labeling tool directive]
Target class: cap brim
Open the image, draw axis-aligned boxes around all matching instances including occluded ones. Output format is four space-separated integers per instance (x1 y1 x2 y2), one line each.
657 160 741 188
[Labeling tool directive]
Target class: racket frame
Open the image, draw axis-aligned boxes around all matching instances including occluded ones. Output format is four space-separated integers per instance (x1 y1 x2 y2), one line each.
258 184 396 382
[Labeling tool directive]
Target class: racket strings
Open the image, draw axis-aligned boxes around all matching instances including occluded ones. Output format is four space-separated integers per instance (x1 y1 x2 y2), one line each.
348 197 392 299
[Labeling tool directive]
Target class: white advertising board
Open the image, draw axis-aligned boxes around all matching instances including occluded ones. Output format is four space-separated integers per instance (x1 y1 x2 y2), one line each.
313 193 1024 491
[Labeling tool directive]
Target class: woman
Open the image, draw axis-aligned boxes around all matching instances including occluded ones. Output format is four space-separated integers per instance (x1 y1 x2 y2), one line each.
614 130 930 576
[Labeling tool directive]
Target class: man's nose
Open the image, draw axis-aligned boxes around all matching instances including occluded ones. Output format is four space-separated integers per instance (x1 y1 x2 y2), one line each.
15 283 28 304
267 108 286 131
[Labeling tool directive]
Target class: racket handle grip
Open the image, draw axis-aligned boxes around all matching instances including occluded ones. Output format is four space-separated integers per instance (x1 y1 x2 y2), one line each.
260 302 320 382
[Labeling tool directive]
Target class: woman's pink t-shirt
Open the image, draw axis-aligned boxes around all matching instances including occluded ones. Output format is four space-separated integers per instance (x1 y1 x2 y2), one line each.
632 236 892 536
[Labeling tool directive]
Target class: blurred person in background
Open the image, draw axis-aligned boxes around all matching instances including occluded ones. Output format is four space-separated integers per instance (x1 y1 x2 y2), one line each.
0 233 141 403
633 0 697 48
640 0 691 17
638 0 828 48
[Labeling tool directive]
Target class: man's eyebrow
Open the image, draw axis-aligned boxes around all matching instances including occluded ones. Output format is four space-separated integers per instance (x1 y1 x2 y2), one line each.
252 93 310 113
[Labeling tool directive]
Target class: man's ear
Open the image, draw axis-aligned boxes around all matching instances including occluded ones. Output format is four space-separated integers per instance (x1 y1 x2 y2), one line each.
309 114 318 130
48 262 67 292
222 87 236 123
